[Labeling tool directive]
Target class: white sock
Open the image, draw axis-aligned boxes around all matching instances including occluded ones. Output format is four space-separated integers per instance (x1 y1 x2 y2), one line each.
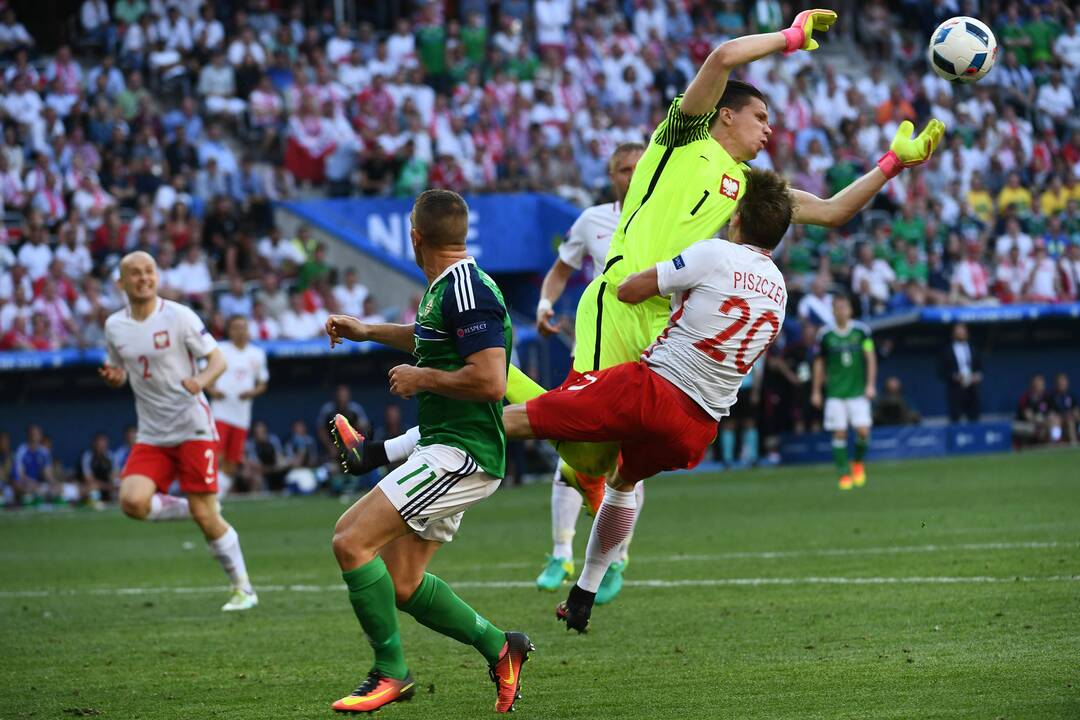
617 482 645 563
577 487 638 593
208 526 253 594
551 469 581 560
385 426 421 463
147 493 190 521
217 470 233 499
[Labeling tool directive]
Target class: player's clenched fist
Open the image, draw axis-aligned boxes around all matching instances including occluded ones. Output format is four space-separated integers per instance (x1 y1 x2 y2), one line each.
98 364 126 388
782 8 837 54
389 364 427 399
326 314 368 348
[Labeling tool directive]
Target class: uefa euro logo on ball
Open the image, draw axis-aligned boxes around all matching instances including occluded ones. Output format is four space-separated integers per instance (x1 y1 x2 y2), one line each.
928 16 999 83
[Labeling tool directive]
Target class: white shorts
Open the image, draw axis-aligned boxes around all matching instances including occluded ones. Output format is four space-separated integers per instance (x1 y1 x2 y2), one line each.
379 443 501 543
824 396 873 432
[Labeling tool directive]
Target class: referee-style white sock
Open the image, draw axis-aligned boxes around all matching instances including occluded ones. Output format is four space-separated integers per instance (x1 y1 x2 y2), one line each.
617 482 645 564
551 471 581 560
577 487 638 593
147 493 190 521
208 526 253 594
385 426 422 463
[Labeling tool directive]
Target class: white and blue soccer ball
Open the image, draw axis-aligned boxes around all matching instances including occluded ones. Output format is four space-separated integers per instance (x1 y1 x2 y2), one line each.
928 16 998 83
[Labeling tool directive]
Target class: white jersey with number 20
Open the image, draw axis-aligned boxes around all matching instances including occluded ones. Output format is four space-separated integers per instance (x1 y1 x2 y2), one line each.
645 239 787 420
105 299 219 446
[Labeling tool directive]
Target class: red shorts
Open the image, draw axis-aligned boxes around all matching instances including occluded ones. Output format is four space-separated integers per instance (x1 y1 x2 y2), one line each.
122 440 220 494
215 421 248 464
527 361 718 483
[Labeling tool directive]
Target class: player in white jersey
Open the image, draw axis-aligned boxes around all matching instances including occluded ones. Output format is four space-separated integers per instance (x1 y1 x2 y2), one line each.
100 251 257 612
533 142 645 600
207 315 269 490
501 168 793 632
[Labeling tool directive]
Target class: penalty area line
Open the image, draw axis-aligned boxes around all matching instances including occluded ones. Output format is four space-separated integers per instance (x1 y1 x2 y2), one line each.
2 574 1079 599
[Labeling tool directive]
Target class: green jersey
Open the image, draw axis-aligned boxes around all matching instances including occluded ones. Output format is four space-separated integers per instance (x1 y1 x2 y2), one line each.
817 322 874 399
604 95 749 317
413 259 512 478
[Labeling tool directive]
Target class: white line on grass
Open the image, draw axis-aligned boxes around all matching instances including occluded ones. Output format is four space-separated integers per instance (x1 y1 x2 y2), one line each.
446 540 1077 571
2 575 1078 599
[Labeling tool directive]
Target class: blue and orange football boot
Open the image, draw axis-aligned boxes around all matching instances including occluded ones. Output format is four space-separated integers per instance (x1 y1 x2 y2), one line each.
331 670 414 713
490 632 534 713
851 461 867 487
563 468 605 517
330 413 365 475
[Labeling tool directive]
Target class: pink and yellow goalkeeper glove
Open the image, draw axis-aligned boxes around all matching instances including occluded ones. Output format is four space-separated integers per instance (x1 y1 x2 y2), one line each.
877 119 947 179
781 9 838 54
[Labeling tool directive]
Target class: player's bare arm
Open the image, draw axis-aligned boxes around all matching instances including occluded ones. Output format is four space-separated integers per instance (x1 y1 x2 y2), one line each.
537 259 575 336
182 347 226 395
791 119 946 227
681 9 837 116
239 381 268 401
811 356 825 408
616 267 660 304
388 347 506 402
98 363 127 388
326 314 414 352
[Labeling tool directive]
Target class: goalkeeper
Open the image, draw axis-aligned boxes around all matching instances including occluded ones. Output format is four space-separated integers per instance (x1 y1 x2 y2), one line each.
506 8 945 480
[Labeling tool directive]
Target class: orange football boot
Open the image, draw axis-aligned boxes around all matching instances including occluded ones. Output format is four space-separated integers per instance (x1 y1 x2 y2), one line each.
838 475 853 490
566 471 605 516
332 671 414 713
851 461 867 487
330 413 365 475
490 632 534 713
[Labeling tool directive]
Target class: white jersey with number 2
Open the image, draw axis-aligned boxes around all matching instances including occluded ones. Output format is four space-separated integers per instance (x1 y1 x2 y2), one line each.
105 298 219 446
645 239 787 420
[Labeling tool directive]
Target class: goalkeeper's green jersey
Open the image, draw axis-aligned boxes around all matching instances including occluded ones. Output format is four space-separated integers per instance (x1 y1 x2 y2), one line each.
816 322 874 399
413 258 512 478
603 95 748 312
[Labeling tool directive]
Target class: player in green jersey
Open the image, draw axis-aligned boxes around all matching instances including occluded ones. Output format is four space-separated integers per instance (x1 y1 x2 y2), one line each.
811 295 877 490
322 190 532 714
504 8 944 480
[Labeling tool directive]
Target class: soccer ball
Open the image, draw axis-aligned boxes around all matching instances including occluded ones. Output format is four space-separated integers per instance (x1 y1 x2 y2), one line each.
928 16 998 83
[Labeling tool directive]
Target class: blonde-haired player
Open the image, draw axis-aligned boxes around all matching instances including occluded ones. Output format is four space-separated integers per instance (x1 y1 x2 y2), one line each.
100 251 257 611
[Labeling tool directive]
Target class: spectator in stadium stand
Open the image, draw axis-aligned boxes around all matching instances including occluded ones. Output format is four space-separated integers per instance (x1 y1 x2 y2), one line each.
255 273 289 320
1052 373 1079 446
1060 242 1080 300
995 243 1028 303
0 313 33 350
951 241 994 305
296 242 329 289
851 243 897 317
797 273 835 328
1021 240 1061 302
241 421 287 493
333 268 369 318
873 376 921 427
13 424 54 505
1016 374 1062 446
279 288 323 340
940 323 983 424
32 277 77 345
17 224 53 280
316 384 370 462
171 243 213 310
285 420 319 471
28 311 58 350
80 431 117 505
249 300 280 341
995 217 1034 259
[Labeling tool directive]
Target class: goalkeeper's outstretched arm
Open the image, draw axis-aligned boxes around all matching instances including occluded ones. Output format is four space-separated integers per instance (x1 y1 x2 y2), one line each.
792 119 946 228
681 9 838 116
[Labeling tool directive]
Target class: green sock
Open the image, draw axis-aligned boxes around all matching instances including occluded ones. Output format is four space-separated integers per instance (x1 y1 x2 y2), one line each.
832 439 850 475
342 557 409 679
399 573 507 666
854 435 869 462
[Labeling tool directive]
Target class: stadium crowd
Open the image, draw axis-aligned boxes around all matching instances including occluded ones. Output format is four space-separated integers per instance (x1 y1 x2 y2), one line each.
3 0 1080 504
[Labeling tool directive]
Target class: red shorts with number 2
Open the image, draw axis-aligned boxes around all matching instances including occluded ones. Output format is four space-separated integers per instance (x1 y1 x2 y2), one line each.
526 361 718 483
122 440 220 494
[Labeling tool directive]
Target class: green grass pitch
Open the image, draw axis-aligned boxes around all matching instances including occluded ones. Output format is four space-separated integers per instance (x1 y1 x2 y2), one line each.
2 450 1078 719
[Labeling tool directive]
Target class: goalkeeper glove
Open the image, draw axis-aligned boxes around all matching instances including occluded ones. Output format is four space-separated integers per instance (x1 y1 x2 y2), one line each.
877 119 947 179
782 9 838 54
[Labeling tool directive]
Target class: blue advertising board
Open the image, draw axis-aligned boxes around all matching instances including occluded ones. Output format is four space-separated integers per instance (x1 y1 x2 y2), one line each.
279 193 582 280
778 422 1012 464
